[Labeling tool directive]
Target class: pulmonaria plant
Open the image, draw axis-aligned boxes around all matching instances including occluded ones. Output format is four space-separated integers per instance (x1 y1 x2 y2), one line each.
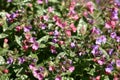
0 0 120 80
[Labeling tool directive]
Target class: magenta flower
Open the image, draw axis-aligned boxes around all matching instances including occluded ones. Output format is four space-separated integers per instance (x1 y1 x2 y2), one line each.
116 60 120 68
32 42 39 50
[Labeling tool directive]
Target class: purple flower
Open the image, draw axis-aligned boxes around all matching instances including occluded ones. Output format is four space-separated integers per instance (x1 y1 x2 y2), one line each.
24 26 32 32
105 64 113 74
111 8 119 20
39 67 44 72
54 30 59 36
116 60 120 68
52 38 58 43
114 0 120 7
33 58 37 62
91 27 101 35
91 45 99 55
110 32 117 39
70 42 75 48
7 57 13 64
108 49 114 55
96 35 106 45
18 57 25 64
40 24 47 30
32 42 39 50
116 36 120 42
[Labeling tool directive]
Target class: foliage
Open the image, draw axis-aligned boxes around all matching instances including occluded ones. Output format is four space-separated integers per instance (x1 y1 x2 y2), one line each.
0 0 120 80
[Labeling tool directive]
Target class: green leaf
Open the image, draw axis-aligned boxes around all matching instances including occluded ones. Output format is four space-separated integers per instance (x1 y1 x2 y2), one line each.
49 0 59 3
28 52 38 61
37 35 49 44
87 68 95 76
0 56 5 65
99 47 109 60
0 12 8 32
57 52 66 58
0 48 8 56
7 22 19 31
0 33 8 39
0 74 9 80
15 35 22 47
77 18 87 35
16 75 28 80
39 44 46 48
104 75 110 80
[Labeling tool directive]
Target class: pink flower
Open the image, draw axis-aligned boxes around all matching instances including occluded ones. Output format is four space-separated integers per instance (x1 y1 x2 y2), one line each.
70 23 77 32
29 64 36 70
48 7 54 13
55 76 61 80
49 66 54 71
15 26 21 32
43 15 49 21
105 21 116 29
4 38 8 43
37 0 43 4
65 30 71 37
68 66 75 72
86 1 94 13
50 46 57 54
95 75 101 80
105 21 111 29
97 59 104 65
32 42 39 50
22 45 29 51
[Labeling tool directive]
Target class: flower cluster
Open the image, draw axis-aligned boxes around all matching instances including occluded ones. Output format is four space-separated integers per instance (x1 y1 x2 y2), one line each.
0 0 120 80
